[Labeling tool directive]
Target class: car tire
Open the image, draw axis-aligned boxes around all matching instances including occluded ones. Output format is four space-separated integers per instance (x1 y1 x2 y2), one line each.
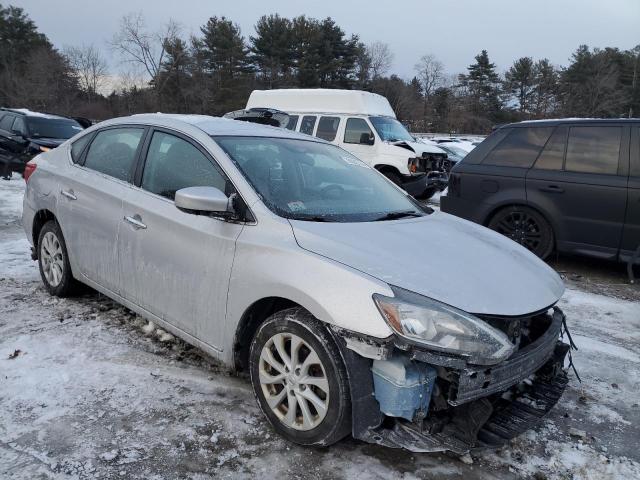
37 220 80 297
488 206 554 259
249 307 352 446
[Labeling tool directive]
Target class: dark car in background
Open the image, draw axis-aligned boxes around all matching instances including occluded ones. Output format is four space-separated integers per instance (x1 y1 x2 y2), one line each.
0 108 84 178
441 119 640 263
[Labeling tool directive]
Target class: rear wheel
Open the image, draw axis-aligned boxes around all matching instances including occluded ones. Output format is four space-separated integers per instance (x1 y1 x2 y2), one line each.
249 308 352 446
488 206 554 259
37 220 79 296
417 186 437 200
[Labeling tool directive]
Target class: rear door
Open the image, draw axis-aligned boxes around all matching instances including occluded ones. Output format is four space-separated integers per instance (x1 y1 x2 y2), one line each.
620 125 640 261
119 128 244 349
526 124 628 259
56 126 146 293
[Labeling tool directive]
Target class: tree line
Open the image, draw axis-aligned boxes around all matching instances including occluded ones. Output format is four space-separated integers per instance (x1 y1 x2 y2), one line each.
1 4 638 133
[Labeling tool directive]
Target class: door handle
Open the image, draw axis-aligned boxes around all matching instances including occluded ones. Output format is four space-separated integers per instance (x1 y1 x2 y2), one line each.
538 185 564 194
124 215 147 230
61 189 77 200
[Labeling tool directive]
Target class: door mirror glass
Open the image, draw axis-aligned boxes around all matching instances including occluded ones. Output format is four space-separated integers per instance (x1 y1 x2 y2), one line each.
175 186 230 214
359 132 374 145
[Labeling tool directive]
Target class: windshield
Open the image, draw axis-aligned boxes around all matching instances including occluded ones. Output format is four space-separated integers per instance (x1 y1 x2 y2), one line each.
369 116 414 143
27 118 83 139
214 136 427 222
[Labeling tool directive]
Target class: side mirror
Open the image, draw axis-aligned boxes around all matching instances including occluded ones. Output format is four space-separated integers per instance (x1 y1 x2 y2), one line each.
175 186 232 216
359 132 374 145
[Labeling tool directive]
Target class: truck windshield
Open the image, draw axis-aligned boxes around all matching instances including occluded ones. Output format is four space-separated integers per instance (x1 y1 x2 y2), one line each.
369 116 414 143
214 136 426 222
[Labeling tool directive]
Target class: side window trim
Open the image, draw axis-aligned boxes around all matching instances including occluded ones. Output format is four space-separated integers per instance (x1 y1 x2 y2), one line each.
77 125 148 184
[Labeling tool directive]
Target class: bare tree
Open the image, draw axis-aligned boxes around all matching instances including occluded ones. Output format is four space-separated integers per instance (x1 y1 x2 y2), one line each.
414 54 445 129
64 44 108 96
414 54 444 97
367 41 394 79
110 12 179 90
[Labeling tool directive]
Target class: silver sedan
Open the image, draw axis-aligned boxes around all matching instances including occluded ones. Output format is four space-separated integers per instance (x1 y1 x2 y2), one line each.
22 114 569 453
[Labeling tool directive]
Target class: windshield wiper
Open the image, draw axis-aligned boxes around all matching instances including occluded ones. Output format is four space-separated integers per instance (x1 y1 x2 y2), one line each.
375 210 423 221
292 215 336 222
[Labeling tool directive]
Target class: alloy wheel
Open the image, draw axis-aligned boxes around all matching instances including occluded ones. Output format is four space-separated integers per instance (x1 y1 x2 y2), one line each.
494 210 542 252
41 231 64 287
258 332 330 431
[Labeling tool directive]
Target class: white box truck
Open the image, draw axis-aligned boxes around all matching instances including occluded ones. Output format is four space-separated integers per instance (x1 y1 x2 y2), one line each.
240 89 450 199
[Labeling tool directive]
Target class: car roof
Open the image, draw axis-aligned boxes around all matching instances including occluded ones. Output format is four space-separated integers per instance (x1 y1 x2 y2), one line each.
502 117 640 128
119 113 326 141
0 108 74 121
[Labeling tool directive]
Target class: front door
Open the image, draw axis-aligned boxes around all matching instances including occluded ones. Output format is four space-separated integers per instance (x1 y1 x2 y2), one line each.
342 117 376 165
57 126 145 293
119 129 244 350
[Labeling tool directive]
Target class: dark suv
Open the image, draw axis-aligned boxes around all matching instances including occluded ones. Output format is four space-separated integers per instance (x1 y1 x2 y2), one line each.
441 119 640 263
0 108 84 178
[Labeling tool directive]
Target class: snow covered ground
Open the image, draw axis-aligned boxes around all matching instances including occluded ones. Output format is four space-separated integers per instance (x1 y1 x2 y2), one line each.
1 176 639 479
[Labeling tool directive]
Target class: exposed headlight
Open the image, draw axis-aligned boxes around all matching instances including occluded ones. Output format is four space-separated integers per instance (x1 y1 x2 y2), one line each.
38 146 51 152
373 287 515 365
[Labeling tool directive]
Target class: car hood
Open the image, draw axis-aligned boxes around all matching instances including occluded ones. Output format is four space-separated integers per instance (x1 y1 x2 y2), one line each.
388 140 446 155
289 212 564 316
29 138 66 148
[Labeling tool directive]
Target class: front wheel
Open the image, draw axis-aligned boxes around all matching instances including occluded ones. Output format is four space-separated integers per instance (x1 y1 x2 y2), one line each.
249 308 352 446
488 206 554 259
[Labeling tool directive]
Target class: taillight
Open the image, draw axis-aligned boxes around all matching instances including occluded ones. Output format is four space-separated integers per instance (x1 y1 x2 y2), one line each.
24 162 37 182
448 173 461 197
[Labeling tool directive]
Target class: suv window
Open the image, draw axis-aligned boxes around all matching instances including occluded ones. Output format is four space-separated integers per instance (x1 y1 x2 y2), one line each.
344 118 374 144
316 116 340 141
0 114 14 131
83 128 144 182
284 115 299 131
141 131 228 200
534 126 567 170
299 116 316 135
483 127 553 168
565 126 621 175
71 133 93 163
12 117 27 136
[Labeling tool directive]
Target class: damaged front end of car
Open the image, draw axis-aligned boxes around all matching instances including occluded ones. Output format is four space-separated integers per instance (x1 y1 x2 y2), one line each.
331 286 572 455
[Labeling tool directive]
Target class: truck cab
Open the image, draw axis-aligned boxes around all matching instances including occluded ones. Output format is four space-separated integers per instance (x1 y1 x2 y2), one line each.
244 89 449 199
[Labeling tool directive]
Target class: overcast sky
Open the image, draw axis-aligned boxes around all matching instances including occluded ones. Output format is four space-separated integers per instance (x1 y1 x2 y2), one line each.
11 0 640 79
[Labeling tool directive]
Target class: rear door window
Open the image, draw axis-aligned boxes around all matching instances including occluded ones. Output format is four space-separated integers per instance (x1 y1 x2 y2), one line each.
565 126 621 175
284 115 299 131
299 116 317 135
83 128 144 182
315 116 340 141
482 127 553 168
344 118 374 144
533 126 567 170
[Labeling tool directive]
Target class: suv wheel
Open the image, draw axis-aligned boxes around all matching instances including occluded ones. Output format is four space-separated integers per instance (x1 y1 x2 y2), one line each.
37 220 79 297
249 308 352 446
488 206 554 259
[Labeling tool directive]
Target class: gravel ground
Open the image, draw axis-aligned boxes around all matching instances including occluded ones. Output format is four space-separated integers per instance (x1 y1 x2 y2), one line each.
2 177 640 479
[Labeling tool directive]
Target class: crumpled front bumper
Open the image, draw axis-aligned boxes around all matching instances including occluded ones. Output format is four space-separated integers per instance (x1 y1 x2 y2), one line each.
332 308 571 454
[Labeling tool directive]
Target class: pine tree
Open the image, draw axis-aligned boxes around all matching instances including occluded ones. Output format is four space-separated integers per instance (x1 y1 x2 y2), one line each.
250 14 294 88
458 50 502 123
505 57 535 116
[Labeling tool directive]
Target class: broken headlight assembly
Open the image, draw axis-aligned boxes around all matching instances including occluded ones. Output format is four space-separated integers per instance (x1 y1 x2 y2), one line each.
373 286 515 365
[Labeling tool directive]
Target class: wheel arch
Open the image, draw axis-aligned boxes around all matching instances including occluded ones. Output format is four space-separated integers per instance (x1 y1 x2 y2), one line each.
484 202 557 250
374 164 401 177
32 209 57 255
233 296 308 373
